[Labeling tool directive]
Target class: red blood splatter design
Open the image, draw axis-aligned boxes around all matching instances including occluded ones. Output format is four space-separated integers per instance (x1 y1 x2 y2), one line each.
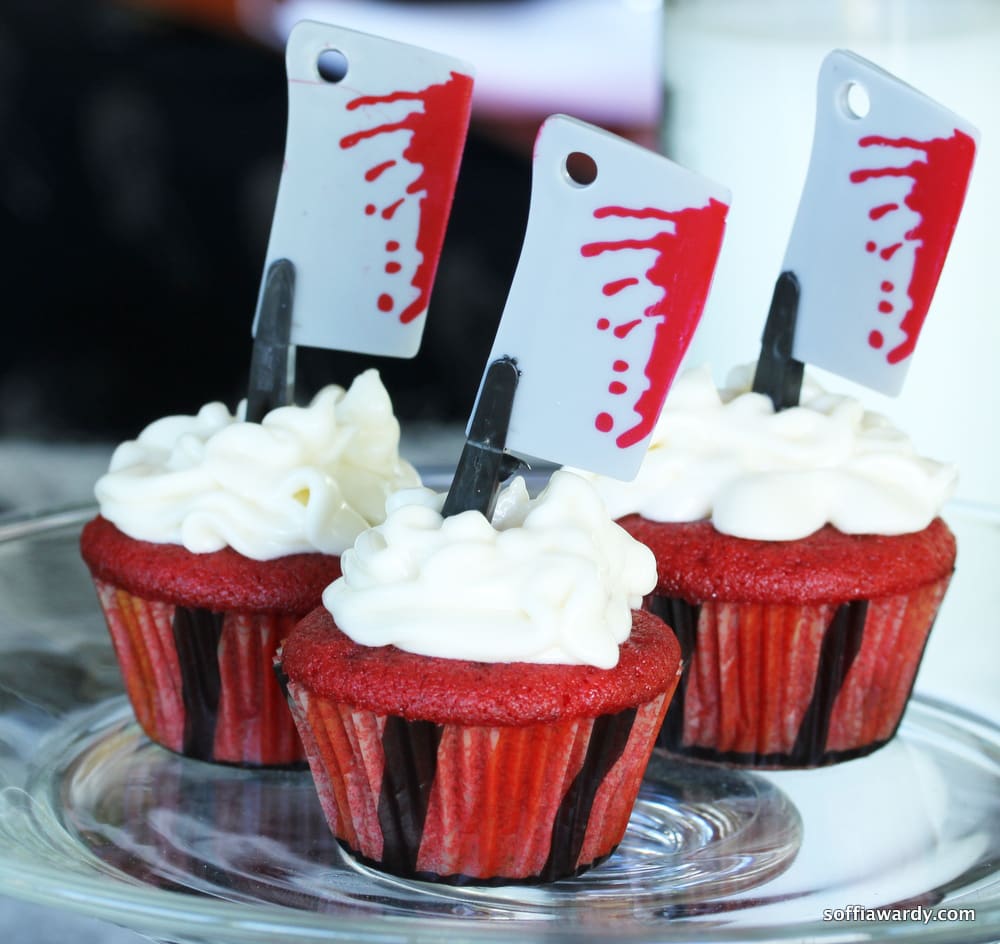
366 160 397 182
339 71 474 325
581 199 728 448
613 360 629 372
598 317 645 339
878 300 893 314
603 277 639 296
881 280 894 292
609 381 627 395
386 261 402 274
613 319 642 339
869 202 898 220
381 198 405 221
849 129 976 364
386 240 400 252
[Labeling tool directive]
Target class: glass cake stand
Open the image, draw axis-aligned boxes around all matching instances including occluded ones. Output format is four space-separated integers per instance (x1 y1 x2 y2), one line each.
0 496 997 944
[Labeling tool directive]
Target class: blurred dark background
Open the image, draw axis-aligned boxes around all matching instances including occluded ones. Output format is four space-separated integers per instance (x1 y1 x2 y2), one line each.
0 0 531 441
0 0 659 443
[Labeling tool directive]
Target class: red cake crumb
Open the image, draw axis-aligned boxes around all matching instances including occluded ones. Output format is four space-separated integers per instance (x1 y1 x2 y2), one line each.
281 608 681 727
81 515 341 614
621 516 956 604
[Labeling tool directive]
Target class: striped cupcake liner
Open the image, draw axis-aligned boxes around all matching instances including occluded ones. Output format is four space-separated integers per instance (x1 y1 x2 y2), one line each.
93 578 305 767
283 682 671 884
651 574 951 767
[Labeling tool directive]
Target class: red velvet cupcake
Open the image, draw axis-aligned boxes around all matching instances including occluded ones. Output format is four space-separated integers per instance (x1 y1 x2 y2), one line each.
278 471 681 883
580 365 959 768
80 370 419 767
279 607 680 884
81 516 342 766
622 516 955 767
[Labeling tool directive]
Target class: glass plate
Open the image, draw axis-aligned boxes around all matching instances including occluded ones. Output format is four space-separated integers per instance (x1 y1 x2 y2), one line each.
0 502 998 944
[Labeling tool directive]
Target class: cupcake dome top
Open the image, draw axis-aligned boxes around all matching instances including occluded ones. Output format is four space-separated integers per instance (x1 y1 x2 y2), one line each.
280 607 680 725
80 514 342 613
625 515 956 604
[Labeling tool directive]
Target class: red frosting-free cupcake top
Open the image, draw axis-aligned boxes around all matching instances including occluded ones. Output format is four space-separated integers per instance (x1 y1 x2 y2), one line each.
280 607 681 726
621 515 956 605
80 515 341 614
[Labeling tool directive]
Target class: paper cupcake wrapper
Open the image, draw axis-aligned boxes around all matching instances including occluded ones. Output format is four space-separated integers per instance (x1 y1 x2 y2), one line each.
652 574 951 767
284 682 671 884
93 578 305 767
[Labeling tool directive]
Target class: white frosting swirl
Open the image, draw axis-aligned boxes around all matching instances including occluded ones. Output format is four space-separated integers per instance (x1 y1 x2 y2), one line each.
323 470 656 669
95 369 419 559
578 364 956 541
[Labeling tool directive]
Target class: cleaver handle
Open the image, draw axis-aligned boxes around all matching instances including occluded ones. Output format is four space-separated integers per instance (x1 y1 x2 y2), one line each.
246 259 296 424
752 270 804 412
441 358 522 519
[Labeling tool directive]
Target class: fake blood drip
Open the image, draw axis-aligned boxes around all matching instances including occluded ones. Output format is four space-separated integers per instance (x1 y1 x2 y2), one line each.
339 71 473 325
850 129 976 364
582 198 728 448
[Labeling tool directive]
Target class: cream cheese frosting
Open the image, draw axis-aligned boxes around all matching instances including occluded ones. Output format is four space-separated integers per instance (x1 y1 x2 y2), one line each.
323 470 656 669
95 369 419 559
577 364 956 541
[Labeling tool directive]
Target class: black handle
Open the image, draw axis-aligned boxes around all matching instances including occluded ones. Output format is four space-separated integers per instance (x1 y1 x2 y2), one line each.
441 357 524 520
752 270 804 412
246 258 296 424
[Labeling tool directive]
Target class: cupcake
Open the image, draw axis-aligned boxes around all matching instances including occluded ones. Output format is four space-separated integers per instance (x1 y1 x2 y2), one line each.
278 470 682 884
581 364 957 768
81 368 419 767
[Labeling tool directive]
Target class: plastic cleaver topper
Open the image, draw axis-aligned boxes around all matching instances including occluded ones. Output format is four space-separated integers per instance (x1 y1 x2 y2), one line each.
780 49 978 397
471 115 730 483
252 20 474 359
